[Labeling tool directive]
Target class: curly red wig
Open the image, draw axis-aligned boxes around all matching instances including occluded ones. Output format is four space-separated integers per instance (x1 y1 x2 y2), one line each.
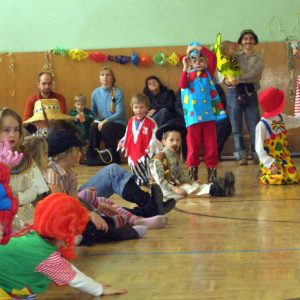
34 193 89 259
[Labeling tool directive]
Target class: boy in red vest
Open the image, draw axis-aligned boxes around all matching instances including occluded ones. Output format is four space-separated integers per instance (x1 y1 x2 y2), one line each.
118 93 162 186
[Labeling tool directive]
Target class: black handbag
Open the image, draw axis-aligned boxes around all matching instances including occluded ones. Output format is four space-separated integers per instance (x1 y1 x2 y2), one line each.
95 148 113 165
236 83 256 107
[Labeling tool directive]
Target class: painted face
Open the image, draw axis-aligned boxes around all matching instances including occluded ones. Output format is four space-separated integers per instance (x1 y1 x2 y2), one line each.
162 131 181 153
38 74 53 96
0 116 20 148
132 103 148 120
75 101 85 112
99 70 113 88
190 55 207 71
147 79 160 93
241 33 256 51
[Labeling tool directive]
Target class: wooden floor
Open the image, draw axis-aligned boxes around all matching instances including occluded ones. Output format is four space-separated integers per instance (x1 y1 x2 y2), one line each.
40 159 300 300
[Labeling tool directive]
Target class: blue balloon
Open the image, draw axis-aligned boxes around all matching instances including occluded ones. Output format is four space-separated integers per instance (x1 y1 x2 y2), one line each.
131 52 139 66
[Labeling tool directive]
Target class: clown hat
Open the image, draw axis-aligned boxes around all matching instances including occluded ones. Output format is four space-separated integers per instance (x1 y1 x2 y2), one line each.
186 41 203 57
23 99 74 124
258 87 285 118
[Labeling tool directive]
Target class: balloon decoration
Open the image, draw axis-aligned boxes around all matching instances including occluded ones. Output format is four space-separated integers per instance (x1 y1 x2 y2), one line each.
130 52 139 66
51 46 186 67
153 52 167 66
89 52 108 63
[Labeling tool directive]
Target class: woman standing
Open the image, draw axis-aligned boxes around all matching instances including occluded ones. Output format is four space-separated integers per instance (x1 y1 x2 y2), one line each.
143 76 176 127
87 67 127 165
225 29 264 165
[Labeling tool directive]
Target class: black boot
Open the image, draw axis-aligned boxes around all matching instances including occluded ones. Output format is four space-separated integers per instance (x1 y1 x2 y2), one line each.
209 171 235 197
189 166 198 181
207 167 217 183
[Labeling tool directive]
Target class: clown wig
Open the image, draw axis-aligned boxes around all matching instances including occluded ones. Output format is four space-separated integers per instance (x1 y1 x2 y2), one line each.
33 193 89 259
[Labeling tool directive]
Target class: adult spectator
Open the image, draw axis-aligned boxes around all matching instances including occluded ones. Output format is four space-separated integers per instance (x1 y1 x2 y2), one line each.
143 76 176 127
23 72 66 121
86 66 126 166
224 29 264 165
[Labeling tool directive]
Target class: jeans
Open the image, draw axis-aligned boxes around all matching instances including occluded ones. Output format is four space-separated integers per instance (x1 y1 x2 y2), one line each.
226 87 260 160
79 163 133 198
152 108 173 127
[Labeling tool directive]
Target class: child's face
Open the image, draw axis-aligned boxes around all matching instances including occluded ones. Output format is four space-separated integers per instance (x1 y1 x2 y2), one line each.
132 103 148 119
162 131 181 153
67 147 81 168
190 55 207 71
0 116 20 148
100 70 113 88
226 42 238 56
75 101 85 112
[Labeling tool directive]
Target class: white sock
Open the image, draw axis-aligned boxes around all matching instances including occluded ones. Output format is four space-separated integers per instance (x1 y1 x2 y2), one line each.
135 215 168 229
132 225 147 238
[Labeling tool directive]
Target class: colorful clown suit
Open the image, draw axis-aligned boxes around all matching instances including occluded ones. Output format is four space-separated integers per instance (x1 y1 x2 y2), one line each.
179 47 226 168
255 114 300 185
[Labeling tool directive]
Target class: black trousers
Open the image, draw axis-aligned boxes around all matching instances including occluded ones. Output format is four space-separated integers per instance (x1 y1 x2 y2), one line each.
216 117 232 157
88 121 126 163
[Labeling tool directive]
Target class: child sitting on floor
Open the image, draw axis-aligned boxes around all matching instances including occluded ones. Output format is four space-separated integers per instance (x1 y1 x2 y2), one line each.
149 121 235 200
118 93 162 186
255 87 300 184
0 193 127 298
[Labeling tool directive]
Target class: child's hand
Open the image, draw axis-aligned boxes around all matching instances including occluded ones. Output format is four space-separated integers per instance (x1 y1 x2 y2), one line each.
182 56 190 71
172 187 187 197
270 163 279 175
89 212 108 232
148 109 156 116
117 141 124 152
98 202 117 216
102 285 128 295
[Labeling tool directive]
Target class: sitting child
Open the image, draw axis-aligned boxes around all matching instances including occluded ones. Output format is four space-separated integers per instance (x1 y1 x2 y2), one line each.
118 93 162 186
149 122 235 200
0 193 127 298
68 94 94 142
255 87 300 184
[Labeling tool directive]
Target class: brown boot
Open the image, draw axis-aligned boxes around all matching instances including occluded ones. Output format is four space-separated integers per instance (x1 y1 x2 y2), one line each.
189 166 198 181
207 167 217 183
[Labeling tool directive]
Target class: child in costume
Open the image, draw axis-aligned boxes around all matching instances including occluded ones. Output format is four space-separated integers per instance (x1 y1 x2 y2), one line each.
149 122 235 201
118 93 162 186
215 33 243 84
179 42 226 182
45 130 168 246
68 94 94 141
0 193 128 298
0 108 49 230
255 87 300 184
23 98 74 138
0 139 23 244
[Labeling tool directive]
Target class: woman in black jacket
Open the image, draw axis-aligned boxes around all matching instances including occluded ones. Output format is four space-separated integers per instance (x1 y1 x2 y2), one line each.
143 76 176 127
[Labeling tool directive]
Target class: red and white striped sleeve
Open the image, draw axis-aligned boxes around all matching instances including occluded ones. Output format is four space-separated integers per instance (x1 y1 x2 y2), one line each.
36 252 103 296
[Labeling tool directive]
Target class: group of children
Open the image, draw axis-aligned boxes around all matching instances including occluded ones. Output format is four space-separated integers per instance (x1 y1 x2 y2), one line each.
0 38 299 298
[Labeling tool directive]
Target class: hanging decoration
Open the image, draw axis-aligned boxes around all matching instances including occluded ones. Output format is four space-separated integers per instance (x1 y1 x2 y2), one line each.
130 52 139 66
89 51 107 63
7 53 15 73
139 54 152 67
108 55 131 65
53 47 69 56
290 40 300 58
153 52 167 66
167 52 179 65
68 48 89 61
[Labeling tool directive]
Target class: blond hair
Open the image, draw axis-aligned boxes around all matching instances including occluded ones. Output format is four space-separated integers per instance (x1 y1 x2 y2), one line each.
23 136 48 172
74 94 86 104
130 93 149 109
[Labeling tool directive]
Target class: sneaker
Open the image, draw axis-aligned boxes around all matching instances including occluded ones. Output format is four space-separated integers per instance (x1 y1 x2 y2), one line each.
239 158 248 165
189 166 198 181
207 167 217 183
224 171 235 196
150 183 175 215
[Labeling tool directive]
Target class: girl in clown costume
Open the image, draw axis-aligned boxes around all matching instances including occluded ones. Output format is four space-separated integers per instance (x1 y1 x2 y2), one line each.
0 193 127 298
179 42 226 182
255 87 300 185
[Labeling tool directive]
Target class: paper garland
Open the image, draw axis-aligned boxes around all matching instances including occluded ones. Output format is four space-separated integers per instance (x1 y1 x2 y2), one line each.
52 47 185 67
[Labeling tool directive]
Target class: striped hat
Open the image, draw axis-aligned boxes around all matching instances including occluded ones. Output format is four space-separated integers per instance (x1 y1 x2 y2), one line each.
294 75 300 116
